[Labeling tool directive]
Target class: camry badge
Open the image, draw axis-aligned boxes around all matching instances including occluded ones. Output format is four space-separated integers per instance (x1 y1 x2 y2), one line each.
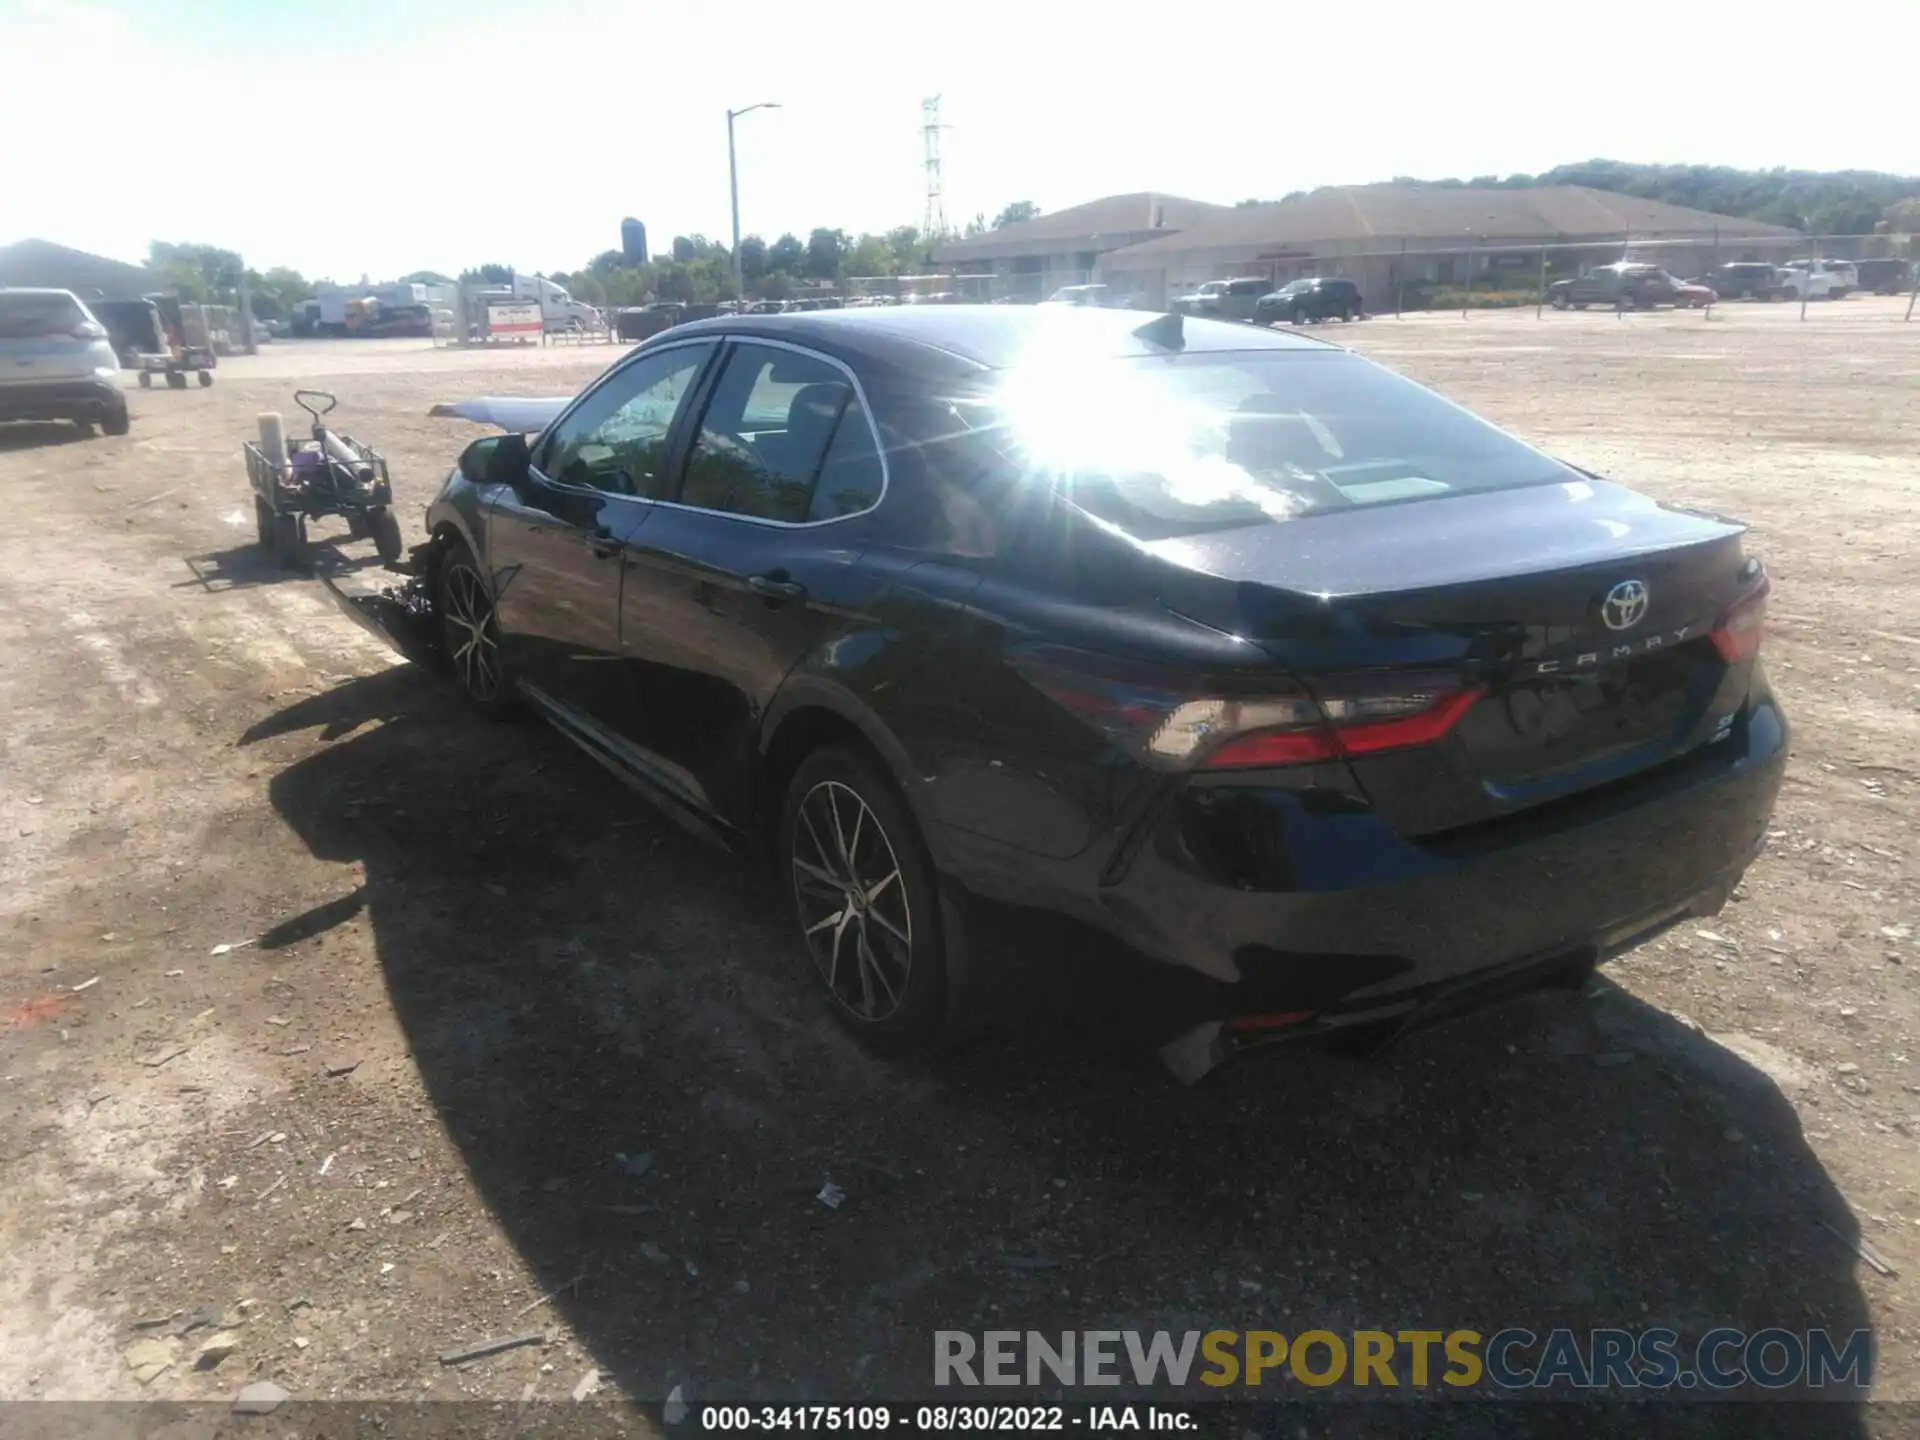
1601 579 1650 632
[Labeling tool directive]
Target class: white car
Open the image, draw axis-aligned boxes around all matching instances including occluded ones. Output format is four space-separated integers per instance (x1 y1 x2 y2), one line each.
0 288 128 435
1779 261 1848 300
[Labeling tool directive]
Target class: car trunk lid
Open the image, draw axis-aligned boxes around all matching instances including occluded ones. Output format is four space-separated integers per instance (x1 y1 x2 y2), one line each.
1142 479 1761 835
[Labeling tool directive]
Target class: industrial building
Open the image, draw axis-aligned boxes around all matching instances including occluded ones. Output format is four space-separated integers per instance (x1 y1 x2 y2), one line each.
928 193 1234 301
933 186 1803 309
0 238 159 301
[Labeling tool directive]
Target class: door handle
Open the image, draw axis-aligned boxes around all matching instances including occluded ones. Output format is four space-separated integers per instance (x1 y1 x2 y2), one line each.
747 573 806 601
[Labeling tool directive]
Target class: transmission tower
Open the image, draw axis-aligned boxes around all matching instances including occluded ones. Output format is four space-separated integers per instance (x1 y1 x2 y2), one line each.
921 96 949 241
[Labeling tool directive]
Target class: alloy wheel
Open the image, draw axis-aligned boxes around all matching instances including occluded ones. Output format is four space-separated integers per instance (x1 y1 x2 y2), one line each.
443 563 502 702
790 780 913 1022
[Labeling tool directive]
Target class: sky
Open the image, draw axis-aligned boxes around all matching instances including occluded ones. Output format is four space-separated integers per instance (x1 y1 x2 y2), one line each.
3 0 1916 281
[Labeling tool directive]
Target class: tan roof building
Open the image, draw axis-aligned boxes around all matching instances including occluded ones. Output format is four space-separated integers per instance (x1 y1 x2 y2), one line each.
1097 185 1803 308
929 192 1235 300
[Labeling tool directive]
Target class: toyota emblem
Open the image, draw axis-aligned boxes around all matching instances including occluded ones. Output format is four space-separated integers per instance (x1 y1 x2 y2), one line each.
1600 579 1650 632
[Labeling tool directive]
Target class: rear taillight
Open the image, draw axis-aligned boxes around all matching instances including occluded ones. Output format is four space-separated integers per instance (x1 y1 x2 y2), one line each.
1709 575 1770 663
1204 682 1480 769
1011 645 1478 772
71 321 107 340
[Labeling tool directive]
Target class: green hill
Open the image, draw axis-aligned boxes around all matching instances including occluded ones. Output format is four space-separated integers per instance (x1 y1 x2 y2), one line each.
1386 161 1920 236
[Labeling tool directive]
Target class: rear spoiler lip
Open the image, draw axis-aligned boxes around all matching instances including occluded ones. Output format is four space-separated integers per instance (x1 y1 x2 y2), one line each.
427 396 570 432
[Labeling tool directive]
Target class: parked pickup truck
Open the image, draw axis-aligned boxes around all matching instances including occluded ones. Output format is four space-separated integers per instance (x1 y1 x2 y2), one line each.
1855 258 1914 296
1546 263 1683 310
1171 276 1271 321
1706 262 1793 301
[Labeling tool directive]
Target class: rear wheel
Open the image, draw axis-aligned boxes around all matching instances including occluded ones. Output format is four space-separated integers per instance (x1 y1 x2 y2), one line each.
1550 292 1569 310
138 371 153 389
254 496 272 549
368 507 403 564
197 370 213 387
438 538 510 715
781 746 946 1052
1291 305 1309 325
101 406 129 436
71 418 93 437
270 511 305 567
166 370 188 390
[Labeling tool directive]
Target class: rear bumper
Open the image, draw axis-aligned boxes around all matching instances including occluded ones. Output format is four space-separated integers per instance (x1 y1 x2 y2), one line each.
0 379 124 422
935 689 1787 1044
1116 692 1784 993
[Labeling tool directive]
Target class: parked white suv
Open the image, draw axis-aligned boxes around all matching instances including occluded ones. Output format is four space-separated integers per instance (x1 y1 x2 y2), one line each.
1779 260 1850 301
0 289 129 435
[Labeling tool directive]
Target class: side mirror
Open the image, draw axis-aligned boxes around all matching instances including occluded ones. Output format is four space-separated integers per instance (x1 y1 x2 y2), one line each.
459 433 530 489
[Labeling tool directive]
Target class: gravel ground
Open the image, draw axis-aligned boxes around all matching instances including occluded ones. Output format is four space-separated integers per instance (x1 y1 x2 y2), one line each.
1 301 1916 1434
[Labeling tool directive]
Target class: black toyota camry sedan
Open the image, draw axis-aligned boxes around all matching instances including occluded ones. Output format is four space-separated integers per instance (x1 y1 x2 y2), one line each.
335 305 1785 1074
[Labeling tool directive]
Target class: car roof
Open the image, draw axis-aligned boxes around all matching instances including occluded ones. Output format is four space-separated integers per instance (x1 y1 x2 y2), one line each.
0 287 81 299
664 303 1332 373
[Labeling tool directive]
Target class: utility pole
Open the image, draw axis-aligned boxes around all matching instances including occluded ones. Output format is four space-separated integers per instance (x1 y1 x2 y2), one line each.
727 102 780 302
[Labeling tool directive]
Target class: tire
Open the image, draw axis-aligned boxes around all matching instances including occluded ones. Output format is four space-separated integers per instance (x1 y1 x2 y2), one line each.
138 371 153 389
197 370 214 387
780 745 946 1052
1338 304 1353 322
1573 302 1589 310
1291 306 1309 326
254 496 272 549
101 406 129 437
368 507 403 564
438 537 511 715
71 418 93 437
270 511 306 568
166 370 187 390
1550 292 1569 310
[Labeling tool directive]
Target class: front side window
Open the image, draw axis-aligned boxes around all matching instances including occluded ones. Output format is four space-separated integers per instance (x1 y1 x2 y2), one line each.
677 343 881 523
537 343 712 496
988 349 1578 539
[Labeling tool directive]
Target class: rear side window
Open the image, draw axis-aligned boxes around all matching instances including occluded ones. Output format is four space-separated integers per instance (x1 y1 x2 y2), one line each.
990 350 1578 539
0 292 88 339
679 343 882 523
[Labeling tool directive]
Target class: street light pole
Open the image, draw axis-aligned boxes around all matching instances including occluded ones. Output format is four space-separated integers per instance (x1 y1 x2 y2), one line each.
727 101 780 303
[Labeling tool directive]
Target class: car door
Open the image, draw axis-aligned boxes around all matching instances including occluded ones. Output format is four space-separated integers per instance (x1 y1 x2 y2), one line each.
486 340 715 722
612 338 892 824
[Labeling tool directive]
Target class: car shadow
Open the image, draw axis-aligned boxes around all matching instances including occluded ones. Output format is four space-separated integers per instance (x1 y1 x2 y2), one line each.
0 421 94 452
253 666 1873 1428
180 536 392 593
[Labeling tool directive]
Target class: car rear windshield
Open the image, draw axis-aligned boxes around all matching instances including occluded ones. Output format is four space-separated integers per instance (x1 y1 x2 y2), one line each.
0 292 88 339
990 349 1577 538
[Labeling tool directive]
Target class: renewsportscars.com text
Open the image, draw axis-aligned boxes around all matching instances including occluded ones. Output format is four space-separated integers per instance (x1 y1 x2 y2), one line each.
933 1328 1872 1392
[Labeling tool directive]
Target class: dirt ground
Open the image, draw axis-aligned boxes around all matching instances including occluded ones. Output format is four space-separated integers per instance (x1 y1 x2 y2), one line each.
1 300 1917 1430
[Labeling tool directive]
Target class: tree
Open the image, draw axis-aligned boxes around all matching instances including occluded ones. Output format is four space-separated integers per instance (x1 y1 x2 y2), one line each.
247 265 313 319
993 201 1041 228
767 233 805 274
148 241 244 300
399 270 454 285
460 264 514 285
671 235 697 263
738 235 768 280
805 228 848 280
885 226 926 272
843 233 893 279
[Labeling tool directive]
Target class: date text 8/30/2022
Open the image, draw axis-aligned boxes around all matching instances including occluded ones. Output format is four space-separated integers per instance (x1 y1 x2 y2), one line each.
698 1406 1194 1431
